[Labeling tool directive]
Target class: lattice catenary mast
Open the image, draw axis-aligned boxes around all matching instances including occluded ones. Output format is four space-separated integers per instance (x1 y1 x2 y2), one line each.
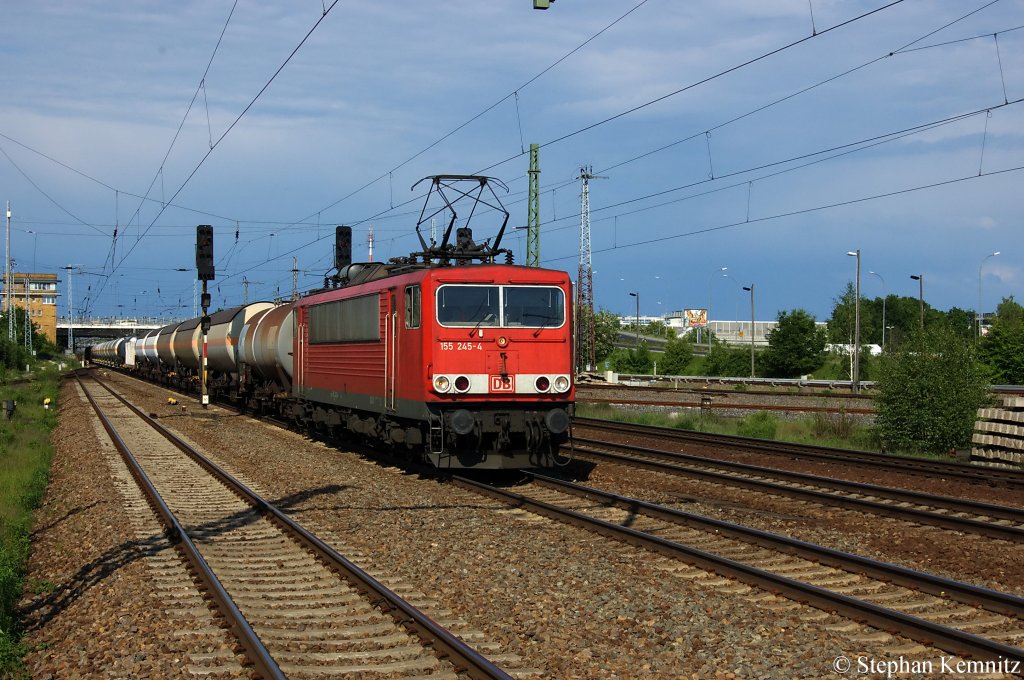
526 144 541 267
575 166 605 373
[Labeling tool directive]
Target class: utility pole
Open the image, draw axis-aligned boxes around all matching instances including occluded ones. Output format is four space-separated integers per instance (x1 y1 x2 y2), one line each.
742 284 755 378
526 143 541 267
910 274 924 328
575 166 606 373
6 202 13 342
63 265 77 354
847 250 861 393
291 257 299 301
24 276 32 354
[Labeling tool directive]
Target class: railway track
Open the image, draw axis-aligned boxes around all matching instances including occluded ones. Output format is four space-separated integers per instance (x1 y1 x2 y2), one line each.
568 436 1024 542
573 417 1024 488
74 370 513 679
456 473 1024 667
576 381 875 416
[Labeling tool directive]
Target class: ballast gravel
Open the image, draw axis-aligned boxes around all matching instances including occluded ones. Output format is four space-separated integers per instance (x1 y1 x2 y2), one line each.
19 372 1018 678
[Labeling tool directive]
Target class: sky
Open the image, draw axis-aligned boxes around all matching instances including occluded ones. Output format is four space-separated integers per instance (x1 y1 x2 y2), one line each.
1 0 1022 324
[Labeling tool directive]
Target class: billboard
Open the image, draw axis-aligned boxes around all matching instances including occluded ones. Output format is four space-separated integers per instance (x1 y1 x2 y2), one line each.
684 308 707 328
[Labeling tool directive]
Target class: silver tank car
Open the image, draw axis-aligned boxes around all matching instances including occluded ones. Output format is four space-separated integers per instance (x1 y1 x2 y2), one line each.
156 321 184 367
239 302 295 389
208 303 276 373
137 328 161 365
171 317 203 370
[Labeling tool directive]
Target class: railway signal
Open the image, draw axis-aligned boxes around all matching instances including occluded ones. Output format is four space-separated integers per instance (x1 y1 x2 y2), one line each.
196 225 214 408
196 225 215 281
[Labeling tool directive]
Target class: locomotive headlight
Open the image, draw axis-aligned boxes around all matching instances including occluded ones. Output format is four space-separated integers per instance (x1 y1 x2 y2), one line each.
433 375 451 393
553 375 571 393
454 375 471 393
497 336 509 348
535 376 550 392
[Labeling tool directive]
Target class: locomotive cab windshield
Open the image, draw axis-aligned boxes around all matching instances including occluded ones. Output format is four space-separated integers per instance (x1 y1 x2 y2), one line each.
436 284 565 328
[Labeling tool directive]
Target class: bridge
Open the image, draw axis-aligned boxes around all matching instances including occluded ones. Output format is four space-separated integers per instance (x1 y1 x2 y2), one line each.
57 317 180 350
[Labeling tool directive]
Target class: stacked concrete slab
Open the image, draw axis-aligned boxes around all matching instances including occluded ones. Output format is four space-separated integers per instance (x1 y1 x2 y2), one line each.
973 395 1024 466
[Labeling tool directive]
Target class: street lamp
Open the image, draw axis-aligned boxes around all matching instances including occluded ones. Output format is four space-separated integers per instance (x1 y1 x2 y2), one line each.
706 266 726 348
978 251 1000 340
25 230 38 272
910 274 924 329
868 271 886 352
628 291 639 348
742 284 755 378
722 273 742 340
847 250 860 393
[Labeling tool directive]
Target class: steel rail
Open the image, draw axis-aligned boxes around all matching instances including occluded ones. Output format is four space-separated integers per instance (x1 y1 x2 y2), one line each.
571 437 1024 541
526 472 1024 618
452 473 1024 665
574 417 1024 487
73 372 287 680
87 371 510 680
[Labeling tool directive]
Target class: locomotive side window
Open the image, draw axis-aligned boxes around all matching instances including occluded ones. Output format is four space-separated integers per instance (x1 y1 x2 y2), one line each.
436 285 500 327
309 294 381 343
504 286 565 328
404 285 421 329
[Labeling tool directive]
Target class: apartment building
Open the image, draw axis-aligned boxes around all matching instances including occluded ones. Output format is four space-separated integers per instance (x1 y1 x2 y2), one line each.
4 272 59 343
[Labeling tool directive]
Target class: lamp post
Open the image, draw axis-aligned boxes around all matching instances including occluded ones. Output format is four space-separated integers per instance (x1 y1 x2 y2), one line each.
706 266 726 349
847 250 860 393
910 274 924 329
628 291 639 348
978 251 1000 341
24 230 38 272
742 284 755 378
722 273 742 340
868 270 886 352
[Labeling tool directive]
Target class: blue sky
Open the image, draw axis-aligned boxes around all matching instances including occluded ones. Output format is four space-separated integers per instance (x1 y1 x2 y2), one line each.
1 0 1021 323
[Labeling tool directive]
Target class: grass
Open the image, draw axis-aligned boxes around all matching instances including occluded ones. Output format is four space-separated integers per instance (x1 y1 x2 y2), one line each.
0 364 60 677
576 402 883 452
575 402 961 462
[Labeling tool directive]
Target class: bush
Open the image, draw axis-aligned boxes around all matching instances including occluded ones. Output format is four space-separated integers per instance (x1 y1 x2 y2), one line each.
737 411 778 439
813 408 853 439
874 326 989 454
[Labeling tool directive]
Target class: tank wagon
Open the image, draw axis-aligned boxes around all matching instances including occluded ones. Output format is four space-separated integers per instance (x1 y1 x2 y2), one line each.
88 176 575 469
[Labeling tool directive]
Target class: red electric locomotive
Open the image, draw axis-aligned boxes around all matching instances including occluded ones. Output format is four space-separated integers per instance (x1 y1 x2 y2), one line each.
89 176 575 470
287 176 574 468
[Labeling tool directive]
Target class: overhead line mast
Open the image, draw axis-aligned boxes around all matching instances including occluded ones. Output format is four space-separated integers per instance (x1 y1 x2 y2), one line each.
527 144 541 267
576 166 605 373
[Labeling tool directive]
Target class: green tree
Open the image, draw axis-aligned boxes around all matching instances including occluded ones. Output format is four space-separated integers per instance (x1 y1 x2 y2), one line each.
628 341 654 374
606 341 654 374
702 339 752 377
979 296 1024 384
944 307 976 341
827 282 857 345
658 334 694 376
593 309 621 365
760 309 827 378
875 325 988 454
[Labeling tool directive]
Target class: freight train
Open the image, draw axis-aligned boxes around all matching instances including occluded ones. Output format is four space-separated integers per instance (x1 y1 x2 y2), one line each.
87 176 575 469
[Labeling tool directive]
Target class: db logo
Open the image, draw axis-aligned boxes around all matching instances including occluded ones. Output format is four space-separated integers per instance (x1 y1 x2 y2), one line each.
490 375 515 392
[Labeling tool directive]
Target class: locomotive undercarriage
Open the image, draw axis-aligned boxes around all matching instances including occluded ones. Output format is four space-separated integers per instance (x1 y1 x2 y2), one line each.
284 399 572 470
92 359 570 470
